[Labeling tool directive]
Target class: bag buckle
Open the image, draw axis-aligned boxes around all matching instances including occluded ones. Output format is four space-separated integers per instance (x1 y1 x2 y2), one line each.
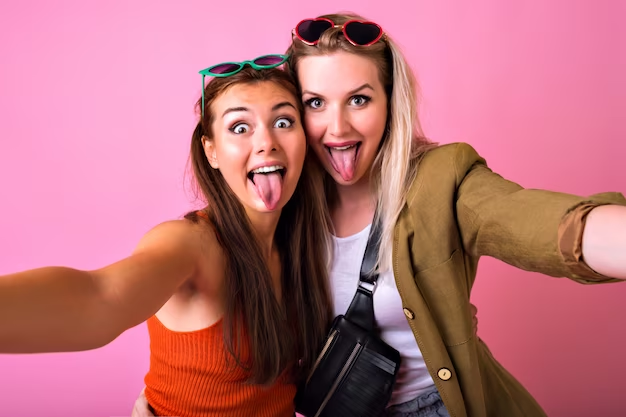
358 279 377 294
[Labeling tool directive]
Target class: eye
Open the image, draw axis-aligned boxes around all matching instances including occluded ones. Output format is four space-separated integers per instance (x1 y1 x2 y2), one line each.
274 117 294 129
304 97 324 109
349 95 371 107
229 122 250 134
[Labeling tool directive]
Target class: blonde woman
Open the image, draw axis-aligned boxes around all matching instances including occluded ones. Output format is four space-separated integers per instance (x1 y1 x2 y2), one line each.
281 13 626 417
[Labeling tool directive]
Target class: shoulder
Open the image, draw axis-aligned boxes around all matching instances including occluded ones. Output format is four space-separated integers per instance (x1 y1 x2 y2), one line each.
407 142 488 199
133 213 218 261
420 142 486 175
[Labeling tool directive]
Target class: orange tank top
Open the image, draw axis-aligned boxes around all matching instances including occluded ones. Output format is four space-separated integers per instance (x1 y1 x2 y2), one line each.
144 315 296 417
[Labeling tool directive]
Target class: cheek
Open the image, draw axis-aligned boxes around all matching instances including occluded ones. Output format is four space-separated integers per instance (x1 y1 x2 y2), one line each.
289 132 308 162
361 106 387 140
214 142 250 180
216 141 246 159
304 112 325 144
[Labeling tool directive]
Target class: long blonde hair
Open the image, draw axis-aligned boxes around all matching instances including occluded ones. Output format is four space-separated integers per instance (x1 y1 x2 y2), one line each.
286 12 436 272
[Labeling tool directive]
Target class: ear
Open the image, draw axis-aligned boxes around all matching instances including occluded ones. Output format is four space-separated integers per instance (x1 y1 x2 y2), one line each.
201 135 219 169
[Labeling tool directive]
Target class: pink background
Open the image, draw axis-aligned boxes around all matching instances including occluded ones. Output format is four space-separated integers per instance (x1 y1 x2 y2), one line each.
0 0 624 416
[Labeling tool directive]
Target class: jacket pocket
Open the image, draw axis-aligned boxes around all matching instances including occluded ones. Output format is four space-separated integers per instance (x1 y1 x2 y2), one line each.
413 249 473 346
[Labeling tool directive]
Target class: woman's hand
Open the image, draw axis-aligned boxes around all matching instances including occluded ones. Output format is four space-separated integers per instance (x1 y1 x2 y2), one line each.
131 387 154 417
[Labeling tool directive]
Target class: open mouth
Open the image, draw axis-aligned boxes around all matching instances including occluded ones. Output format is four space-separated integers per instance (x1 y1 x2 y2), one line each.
247 165 286 184
247 165 286 211
325 142 362 181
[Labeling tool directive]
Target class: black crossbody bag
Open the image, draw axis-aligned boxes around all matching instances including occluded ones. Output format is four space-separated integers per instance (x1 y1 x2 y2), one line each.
295 223 401 417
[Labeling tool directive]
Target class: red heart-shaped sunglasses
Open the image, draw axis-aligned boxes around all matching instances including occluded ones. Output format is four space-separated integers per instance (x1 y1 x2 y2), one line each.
293 18 385 47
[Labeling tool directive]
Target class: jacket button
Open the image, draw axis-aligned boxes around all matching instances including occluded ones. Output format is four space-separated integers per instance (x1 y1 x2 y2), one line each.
438 368 452 381
403 308 415 320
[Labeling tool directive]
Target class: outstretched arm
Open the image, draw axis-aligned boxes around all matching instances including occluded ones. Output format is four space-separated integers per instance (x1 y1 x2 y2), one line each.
453 142 626 283
0 220 202 353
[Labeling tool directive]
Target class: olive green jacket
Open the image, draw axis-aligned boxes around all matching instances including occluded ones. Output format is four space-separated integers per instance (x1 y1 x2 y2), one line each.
392 142 625 417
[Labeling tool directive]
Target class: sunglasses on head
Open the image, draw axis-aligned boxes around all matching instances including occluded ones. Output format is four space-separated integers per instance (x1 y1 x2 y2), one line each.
198 54 289 116
293 18 384 47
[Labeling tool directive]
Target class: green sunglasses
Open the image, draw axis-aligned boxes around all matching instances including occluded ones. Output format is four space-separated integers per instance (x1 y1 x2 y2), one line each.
198 54 289 116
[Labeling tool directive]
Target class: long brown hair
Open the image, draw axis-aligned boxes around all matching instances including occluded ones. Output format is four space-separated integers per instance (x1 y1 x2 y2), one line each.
185 66 333 384
286 12 438 274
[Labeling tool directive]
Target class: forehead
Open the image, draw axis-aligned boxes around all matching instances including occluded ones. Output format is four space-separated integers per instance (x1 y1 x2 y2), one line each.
212 81 297 113
297 51 381 92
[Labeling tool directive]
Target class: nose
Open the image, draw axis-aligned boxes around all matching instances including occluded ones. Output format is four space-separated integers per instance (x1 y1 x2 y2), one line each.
328 105 351 137
253 126 279 154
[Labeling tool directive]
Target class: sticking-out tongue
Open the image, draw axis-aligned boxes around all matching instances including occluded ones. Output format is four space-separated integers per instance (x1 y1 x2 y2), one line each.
328 146 358 181
252 172 283 210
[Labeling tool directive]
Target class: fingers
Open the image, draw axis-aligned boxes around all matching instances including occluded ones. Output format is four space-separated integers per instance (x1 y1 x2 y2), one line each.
131 387 154 417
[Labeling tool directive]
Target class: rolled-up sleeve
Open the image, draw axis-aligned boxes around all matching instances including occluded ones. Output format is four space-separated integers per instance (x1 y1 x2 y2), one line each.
454 142 626 284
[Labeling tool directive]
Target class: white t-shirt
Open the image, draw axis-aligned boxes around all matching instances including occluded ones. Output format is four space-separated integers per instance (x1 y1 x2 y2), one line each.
330 224 435 406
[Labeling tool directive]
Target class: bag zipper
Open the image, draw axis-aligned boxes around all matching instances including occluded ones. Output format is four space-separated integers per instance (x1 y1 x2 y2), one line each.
306 329 338 384
314 342 362 417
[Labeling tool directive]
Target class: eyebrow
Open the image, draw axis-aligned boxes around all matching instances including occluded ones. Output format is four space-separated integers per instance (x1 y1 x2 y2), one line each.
272 101 297 111
302 83 375 97
348 83 375 95
221 101 297 118
222 107 248 117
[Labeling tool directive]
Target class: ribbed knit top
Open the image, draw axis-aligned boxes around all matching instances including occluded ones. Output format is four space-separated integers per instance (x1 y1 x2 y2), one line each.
143 315 296 417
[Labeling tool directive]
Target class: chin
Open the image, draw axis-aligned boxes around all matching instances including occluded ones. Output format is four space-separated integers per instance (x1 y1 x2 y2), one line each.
328 170 364 186
256 199 287 213
255 204 281 213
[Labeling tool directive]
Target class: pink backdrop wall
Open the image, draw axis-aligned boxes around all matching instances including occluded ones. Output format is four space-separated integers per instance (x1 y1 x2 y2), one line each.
0 0 624 416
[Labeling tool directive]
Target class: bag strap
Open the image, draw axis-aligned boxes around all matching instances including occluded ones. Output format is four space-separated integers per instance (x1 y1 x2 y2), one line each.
344 221 382 332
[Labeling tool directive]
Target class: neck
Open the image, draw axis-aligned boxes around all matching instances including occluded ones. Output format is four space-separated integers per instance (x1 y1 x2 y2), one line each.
330 171 377 236
335 170 375 211
245 208 281 259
